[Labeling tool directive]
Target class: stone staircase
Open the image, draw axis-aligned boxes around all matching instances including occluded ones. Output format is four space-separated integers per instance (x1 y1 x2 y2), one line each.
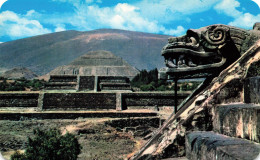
185 77 260 160
186 131 260 160
98 76 131 91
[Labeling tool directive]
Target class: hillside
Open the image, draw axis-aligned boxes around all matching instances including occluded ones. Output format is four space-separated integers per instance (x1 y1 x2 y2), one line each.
0 29 170 75
1 67 38 79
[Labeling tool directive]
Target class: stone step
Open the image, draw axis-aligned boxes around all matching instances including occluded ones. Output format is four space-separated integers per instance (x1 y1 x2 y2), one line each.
186 131 260 160
99 82 131 90
213 103 260 143
49 75 77 82
44 82 77 90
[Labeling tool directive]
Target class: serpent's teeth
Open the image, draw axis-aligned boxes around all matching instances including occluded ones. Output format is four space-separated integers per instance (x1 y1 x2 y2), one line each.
173 59 177 65
166 59 177 68
187 59 197 67
177 60 183 66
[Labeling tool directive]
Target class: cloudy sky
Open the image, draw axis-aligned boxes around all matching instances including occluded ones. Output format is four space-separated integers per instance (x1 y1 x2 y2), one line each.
0 0 259 42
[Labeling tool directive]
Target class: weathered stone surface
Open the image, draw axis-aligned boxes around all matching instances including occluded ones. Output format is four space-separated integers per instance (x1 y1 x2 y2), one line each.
121 92 189 110
45 75 78 90
159 24 260 79
98 76 131 91
244 76 260 104
131 25 260 159
0 93 39 107
48 75 77 82
186 131 260 160
42 93 116 110
77 76 95 91
213 104 260 143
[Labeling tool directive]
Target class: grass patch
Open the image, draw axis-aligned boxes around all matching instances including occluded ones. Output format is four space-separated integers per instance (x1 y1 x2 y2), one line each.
0 119 138 160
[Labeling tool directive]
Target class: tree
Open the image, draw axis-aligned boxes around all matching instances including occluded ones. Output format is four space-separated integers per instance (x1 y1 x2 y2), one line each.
11 128 82 160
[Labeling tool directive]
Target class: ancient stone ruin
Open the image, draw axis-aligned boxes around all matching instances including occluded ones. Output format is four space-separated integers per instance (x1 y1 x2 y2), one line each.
48 50 139 79
45 75 132 91
131 23 260 159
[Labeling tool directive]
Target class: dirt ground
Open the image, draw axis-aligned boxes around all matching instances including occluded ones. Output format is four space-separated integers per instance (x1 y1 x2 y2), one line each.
0 118 147 160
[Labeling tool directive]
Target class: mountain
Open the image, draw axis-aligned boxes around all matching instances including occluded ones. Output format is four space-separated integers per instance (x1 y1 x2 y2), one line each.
49 50 139 79
1 67 38 79
0 29 170 76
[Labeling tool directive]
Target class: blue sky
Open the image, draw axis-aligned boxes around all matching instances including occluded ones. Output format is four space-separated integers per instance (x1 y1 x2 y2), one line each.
0 0 260 42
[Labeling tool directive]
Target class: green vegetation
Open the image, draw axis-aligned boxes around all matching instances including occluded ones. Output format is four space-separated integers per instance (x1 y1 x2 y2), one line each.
0 77 45 91
0 119 136 160
11 128 81 160
131 68 170 91
131 68 201 91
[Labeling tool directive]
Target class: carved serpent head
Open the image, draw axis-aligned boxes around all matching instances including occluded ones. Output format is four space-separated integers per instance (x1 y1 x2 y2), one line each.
160 23 260 79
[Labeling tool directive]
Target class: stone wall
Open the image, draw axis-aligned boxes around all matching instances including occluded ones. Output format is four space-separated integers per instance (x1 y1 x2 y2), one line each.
49 75 77 82
0 93 39 107
0 92 188 111
42 93 116 110
77 76 95 91
98 76 131 91
244 76 260 104
213 104 260 143
121 92 188 109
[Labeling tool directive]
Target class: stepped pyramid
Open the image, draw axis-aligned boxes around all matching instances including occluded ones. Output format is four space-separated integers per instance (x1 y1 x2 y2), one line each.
49 50 139 79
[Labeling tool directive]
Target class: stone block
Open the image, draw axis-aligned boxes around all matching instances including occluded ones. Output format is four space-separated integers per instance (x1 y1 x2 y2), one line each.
77 76 95 91
42 93 116 110
0 93 39 107
213 104 260 143
116 93 122 111
186 131 260 160
49 75 77 82
244 76 260 104
121 92 188 108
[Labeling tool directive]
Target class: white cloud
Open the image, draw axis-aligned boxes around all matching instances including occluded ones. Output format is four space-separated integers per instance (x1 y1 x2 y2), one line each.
135 0 219 23
44 2 186 35
163 26 185 36
213 0 260 29
1 0 190 40
85 0 93 3
0 11 51 39
26 10 36 17
229 13 260 29
55 24 66 32
214 0 242 18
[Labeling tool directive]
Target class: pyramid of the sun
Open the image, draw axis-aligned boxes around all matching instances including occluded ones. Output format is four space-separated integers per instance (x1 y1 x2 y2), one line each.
49 50 139 79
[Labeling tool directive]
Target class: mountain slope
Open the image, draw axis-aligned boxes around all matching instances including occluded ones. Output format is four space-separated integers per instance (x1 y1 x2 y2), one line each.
0 29 170 75
1 67 38 79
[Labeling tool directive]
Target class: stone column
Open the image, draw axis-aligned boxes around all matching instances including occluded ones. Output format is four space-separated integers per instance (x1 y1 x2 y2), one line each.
116 92 122 111
76 75 80 91
94 76 98 92
37 92 44 111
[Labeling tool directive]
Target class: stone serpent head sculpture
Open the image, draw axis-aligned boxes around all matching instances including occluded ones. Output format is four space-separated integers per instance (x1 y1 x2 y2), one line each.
160 23 260 79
